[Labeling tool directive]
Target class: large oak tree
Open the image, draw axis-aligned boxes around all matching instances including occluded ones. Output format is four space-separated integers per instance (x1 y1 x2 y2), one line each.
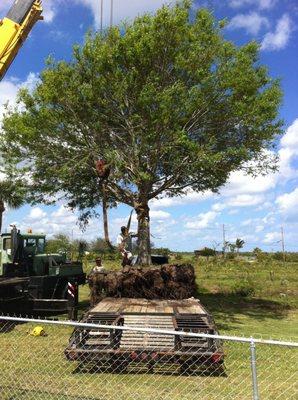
1 2 282 264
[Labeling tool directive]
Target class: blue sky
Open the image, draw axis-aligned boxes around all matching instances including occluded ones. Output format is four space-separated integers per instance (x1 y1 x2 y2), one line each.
0 0 298 252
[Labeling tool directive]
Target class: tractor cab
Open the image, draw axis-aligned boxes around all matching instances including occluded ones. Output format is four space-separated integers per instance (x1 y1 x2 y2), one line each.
0 227 69 278
0 226 85 315
1 228 46 277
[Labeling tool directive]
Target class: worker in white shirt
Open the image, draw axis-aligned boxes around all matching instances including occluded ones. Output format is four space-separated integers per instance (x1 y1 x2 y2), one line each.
116 226 137 267
91 257 105 273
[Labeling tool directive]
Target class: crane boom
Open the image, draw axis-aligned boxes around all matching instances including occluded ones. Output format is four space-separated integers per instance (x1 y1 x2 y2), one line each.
0 0 43 81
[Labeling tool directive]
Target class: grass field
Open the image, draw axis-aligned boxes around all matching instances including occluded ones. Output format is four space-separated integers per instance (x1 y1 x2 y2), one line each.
81 256 298 339
0 257 297 399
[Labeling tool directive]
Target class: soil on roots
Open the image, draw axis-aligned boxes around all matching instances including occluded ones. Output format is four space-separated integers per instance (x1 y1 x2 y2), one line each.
88 264 197 305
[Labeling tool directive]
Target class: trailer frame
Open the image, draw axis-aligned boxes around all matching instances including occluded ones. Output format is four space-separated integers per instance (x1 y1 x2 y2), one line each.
65 298 224 372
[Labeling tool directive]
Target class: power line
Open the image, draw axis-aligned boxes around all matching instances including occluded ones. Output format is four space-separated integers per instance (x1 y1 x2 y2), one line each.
281 226 286 263
222 224 226 256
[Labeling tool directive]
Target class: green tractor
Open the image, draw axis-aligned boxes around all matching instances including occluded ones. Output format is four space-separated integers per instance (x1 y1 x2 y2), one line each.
0 226 85 315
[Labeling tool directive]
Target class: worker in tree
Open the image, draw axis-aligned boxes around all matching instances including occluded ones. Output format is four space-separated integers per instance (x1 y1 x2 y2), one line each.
117 226 137 267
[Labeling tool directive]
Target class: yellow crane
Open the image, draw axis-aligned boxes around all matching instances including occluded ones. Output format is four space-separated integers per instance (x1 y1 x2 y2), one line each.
0 0 43 81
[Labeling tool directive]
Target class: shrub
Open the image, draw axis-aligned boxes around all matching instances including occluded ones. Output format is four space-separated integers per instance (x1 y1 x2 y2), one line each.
152 247 171 256
194 247 216 258
232 281 255 297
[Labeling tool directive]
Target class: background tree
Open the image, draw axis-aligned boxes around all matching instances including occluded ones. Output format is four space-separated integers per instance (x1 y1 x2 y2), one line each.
45 233 72 254
71 239 90 260
222 240 230 257
228 242 236 253
0 179 25 233
1 2 282 265
235 238 245 254
90 237 113 254
195 247 216 260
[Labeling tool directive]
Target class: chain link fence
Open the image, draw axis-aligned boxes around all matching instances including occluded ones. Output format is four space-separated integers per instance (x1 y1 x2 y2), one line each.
0 315 297 400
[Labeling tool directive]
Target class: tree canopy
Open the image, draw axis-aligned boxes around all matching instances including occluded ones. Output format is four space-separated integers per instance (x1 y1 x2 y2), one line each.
1 1 282 264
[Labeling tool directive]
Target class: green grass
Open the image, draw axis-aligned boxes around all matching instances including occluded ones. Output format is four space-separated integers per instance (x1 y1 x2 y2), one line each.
0 258 297 399
193 257 298 340
82 256 298 339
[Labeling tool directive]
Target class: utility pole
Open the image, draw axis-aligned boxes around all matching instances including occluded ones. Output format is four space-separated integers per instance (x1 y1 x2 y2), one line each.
110 0 114 27
100 0 104 33
281 226 286 264
222 224 226 257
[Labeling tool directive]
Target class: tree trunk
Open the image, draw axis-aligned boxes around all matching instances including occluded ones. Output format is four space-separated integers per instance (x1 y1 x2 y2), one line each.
135 202 151 266
0 200 5 234
102 184 113 249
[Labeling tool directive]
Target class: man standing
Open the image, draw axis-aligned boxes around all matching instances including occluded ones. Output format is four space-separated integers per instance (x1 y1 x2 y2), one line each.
117 226 136 266
91 257 105 273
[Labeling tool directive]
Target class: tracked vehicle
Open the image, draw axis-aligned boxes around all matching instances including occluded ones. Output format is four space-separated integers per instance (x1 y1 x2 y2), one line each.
0 227 85 315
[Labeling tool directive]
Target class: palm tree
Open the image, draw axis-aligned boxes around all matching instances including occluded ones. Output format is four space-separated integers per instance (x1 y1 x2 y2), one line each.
0 180 25 233
235 238 245 255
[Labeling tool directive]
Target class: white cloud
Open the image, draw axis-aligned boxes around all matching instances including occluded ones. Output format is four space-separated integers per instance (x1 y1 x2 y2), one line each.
228 209 239 215
221 170 277 197
185 211 218 229
242 218 253 226
151 118 298 215
75 0 171 28
229 0 276 9
17 204 99 239
28 207 47 220
229 12 269 35
278 120 298 179
150 210 171 220
212 203 226 212
261 14 292 51
0 80 19 123
150 190 213 209
51 205 77 224
280 119 298 148
241 217 264 231
263 231 280 243
1 0 173 27
276 188 298 217
261 213 275 225
42 0 57 23
226 194 265 207
256 225 264 232
0 73 39 124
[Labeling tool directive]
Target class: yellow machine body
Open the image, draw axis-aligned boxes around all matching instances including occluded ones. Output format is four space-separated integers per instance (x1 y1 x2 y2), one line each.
0 1 43 80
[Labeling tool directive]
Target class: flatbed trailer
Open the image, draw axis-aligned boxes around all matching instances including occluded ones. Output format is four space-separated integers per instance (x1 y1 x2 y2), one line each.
65 298 224 373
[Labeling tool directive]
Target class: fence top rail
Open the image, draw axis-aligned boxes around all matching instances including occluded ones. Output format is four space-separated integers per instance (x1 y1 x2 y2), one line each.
0 315 297 347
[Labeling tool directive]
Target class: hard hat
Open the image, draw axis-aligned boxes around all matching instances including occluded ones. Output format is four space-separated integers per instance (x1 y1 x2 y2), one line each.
30 326 46 337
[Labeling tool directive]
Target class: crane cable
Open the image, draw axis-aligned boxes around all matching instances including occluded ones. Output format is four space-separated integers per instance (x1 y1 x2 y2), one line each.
100 0 114 33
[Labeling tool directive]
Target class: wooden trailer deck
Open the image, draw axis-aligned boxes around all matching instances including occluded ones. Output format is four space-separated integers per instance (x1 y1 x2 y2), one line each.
90 297 206 315
65 297 224 371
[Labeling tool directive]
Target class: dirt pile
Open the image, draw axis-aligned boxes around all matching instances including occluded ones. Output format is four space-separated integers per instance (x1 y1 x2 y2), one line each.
88 264 196 306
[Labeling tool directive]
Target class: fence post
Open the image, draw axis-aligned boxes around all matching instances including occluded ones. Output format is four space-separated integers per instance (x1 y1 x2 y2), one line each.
250 338 260 400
